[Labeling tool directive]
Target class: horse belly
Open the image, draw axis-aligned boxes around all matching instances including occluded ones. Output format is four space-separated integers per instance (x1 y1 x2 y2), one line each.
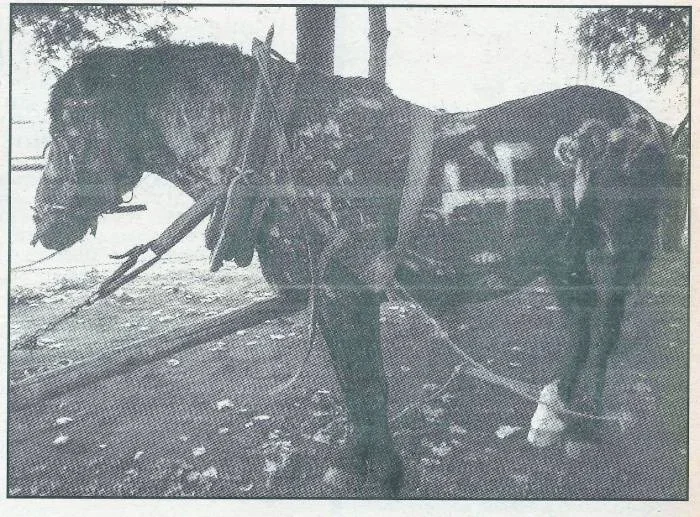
400 190 561 308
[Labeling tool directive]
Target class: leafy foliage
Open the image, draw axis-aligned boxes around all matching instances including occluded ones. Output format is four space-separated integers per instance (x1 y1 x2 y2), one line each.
11 5 189 70
577 7 689 90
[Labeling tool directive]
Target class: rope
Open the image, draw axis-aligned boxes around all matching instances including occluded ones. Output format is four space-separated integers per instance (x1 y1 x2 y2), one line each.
246 31 323 397
388 281 631 426
12 250 61 271
11 254 209 273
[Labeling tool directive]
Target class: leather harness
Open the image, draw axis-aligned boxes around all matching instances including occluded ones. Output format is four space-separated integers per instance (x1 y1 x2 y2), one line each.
209 30 436 296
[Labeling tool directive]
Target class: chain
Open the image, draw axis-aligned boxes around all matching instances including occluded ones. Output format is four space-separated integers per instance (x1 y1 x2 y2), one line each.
12 250 62 271
11 295 96 351
11 243 156 351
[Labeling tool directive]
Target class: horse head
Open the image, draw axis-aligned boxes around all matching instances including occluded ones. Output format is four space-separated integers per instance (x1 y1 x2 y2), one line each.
33 64 147 250
33 45 256 251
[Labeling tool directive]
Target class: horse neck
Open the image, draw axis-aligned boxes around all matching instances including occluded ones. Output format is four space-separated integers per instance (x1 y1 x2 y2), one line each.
138 117 233 201
148 160 219 201
140 79 255 201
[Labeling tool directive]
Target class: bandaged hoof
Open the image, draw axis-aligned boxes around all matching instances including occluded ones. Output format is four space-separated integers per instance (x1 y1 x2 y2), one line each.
527 381 567 448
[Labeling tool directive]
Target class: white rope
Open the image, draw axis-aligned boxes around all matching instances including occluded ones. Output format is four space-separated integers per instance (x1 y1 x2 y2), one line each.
389 281 631 426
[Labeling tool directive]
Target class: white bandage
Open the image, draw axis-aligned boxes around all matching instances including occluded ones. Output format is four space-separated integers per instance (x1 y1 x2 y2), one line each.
527 381 567 447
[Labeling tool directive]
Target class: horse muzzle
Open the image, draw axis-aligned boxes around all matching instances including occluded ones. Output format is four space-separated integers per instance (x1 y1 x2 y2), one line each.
31 209 95 251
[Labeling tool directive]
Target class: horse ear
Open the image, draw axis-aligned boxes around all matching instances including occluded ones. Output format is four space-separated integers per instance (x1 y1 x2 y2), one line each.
607 127 628 151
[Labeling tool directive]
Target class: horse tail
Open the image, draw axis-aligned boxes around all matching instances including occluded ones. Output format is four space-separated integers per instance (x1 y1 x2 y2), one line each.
661 114 690 251
603 111 671 283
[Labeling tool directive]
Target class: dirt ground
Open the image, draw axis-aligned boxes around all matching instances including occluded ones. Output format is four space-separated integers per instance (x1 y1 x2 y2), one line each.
8 251 688 499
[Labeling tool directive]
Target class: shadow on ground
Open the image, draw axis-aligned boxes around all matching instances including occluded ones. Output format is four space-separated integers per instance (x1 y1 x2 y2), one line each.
8 252 688 499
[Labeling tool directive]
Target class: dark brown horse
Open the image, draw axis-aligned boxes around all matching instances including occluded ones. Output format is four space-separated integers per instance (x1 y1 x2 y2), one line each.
30 44 669 496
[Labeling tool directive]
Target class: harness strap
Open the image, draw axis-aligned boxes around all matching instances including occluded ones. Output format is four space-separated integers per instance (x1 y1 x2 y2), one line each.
396 107 437 249
251 54 300 235
360 105 436 292
210 29 276 272
210 30 299 271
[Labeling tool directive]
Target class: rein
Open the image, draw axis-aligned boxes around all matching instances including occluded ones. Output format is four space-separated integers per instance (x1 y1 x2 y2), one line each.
210 29 323 395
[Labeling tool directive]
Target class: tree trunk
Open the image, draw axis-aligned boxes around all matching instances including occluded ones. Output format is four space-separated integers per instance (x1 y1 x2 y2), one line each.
368 7 389 84
296 6 335 75
661 112 689 251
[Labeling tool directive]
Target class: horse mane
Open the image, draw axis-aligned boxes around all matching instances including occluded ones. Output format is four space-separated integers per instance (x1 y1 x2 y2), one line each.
48 43 255 134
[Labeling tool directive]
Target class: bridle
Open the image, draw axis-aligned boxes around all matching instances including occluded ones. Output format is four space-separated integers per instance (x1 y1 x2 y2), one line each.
33 97 147 238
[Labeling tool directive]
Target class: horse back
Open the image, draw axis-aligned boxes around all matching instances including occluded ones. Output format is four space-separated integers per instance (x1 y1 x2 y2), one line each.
257 81 664 306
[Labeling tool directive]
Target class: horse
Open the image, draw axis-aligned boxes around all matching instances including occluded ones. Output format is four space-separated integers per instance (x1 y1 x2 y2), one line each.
30 44 669 496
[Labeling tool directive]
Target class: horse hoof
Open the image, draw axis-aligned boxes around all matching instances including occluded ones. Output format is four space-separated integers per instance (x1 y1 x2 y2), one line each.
322 466 355 493
527 427 564 448
371 451 405 498
353 444 405 497
527 380 567 448
351 430 405 497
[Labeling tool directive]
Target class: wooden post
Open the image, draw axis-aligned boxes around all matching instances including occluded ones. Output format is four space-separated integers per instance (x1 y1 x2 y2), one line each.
296 6 335 75
368 7 389 84
10 296 306 411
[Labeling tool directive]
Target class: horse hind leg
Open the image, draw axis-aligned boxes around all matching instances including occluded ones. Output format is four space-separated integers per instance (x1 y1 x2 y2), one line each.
555 262 597 409
587 252 641 423
316 260 404 496
528 251 596 448
529 195 598 447
558 251 641 462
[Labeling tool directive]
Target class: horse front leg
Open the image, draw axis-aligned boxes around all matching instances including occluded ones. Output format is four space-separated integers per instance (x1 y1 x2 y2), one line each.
317 259 404 496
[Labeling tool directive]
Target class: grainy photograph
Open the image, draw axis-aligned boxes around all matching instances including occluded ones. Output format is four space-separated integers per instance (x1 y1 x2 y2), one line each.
6 3 690 502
